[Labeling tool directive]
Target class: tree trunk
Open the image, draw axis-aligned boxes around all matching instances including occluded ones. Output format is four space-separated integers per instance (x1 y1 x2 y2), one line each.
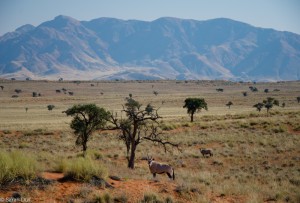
190 113 194 122
82 137 87 157
128 143 136 169
82 143 87 157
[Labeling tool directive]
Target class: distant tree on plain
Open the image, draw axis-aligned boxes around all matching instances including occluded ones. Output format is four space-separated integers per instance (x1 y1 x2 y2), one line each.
47 105 55 111
74 81 80 85
226 101 233 109
242 91 248 96
297 97 300 103
15 89 22 94
253 103 264 112
216 88 224 92
0 86 4 90
249 86 258 92
263 97 279 116
264 89 269 93
153 91 158 96
183 98 208 122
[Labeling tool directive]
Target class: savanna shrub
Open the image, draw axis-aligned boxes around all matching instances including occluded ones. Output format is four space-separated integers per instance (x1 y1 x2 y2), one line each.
0 150 40 184
63 157 108 181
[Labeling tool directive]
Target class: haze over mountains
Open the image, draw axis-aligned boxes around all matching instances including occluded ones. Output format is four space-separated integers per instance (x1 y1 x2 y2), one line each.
0 15 299 81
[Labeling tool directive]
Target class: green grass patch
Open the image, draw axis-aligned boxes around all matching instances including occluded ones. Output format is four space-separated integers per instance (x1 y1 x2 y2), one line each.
63 157 108 182
0 150 40 184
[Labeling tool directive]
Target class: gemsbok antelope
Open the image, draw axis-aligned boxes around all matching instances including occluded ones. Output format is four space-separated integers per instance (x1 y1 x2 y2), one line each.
200 148 213 157
147 156 175 180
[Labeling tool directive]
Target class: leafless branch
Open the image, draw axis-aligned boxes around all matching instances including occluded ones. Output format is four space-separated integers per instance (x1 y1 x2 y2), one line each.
143 136 181 152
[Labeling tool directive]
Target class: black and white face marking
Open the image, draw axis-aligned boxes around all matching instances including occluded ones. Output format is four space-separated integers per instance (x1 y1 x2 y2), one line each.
147 157 154 165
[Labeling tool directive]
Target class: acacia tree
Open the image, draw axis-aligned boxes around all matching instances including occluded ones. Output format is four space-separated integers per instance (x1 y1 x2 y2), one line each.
226 101 233 109
253 103 264 112
47 105 55 111
263 97 279 115
109 98 178 169
64 104 110 156
183 98 208 122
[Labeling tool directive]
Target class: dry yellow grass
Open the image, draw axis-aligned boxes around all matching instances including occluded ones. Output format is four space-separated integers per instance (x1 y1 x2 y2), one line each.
0 79 300 202
1 80 299 130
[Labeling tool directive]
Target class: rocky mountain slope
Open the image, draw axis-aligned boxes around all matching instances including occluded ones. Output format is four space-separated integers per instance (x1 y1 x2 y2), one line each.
0 15 299 81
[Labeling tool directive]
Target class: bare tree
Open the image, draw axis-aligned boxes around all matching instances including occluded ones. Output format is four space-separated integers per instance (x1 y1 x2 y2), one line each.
108 98 179 169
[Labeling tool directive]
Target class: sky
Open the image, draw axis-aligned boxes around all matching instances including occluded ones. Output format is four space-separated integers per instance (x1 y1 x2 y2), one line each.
0 0 300 36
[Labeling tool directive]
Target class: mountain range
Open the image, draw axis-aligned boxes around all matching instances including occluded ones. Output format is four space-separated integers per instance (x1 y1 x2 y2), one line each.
0 15 300 81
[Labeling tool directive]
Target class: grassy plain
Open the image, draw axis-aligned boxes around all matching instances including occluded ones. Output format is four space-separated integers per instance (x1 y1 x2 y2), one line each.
0 79 300 202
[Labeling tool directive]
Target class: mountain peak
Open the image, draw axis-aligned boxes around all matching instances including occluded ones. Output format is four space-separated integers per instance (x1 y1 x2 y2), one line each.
15 24 35 33
39 15 80 29
0 16 299 81
54 15 77 22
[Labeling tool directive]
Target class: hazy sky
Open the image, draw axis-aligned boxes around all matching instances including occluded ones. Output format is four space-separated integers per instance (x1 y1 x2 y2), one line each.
0 0 300 36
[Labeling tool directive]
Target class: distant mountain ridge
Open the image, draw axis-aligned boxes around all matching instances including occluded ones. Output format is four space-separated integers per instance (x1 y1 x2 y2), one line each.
0 15 299 81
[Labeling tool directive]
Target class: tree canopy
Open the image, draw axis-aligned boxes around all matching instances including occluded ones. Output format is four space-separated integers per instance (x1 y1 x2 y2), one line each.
183 98 208 122
64 104 110 155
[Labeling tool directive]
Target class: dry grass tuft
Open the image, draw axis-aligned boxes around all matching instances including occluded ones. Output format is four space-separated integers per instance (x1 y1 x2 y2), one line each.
0 150 41 184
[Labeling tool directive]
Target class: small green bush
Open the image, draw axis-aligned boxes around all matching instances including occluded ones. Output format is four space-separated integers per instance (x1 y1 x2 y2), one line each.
103 193 113 203
53 157 68 173
0 150 40 184
64 157 108 181
160 123 177 131
182 122 192 127
3 130 11 134
140 193 162 203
